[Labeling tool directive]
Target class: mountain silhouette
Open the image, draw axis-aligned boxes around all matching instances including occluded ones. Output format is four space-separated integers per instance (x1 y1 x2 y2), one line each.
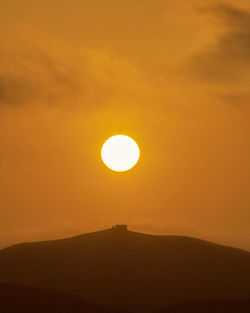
0 229 250 312
0 283 122 313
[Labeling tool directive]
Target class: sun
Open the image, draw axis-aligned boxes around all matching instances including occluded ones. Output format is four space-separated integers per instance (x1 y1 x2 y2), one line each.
101 135 140 172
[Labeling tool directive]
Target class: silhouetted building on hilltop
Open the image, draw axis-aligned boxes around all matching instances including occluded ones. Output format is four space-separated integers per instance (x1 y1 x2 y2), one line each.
112 224 128 232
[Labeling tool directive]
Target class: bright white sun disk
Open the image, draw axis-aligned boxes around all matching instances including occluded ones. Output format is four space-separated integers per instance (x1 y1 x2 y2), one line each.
101 135 140 172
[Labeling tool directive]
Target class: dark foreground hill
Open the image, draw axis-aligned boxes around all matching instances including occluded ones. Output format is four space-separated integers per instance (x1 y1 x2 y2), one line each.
0 229 250 312
0 283 121 313
162 299 250 313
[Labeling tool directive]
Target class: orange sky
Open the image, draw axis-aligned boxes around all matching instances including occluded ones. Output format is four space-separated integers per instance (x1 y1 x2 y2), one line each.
0 0 250 250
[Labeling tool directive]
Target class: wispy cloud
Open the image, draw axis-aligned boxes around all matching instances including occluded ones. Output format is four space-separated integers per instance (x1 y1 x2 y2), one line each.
186 5 250 82
183 4 250 106
0 30 84 108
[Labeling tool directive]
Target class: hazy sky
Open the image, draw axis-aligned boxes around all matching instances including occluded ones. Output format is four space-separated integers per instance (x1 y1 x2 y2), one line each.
0 0 250 250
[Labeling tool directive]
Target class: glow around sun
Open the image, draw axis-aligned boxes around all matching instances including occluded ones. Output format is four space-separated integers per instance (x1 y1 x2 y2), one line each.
101 135 140 172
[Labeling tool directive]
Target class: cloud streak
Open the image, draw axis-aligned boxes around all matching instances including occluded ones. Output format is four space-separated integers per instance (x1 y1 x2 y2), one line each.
187 5 250 83
0 32 84 108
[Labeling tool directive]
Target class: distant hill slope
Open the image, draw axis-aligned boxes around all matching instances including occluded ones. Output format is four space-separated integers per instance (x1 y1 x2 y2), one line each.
0 283 121 313
161 299 250 313
0 229 250 312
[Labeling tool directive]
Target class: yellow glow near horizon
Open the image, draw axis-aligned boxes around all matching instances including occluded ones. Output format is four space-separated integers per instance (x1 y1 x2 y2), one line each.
101 135 140 172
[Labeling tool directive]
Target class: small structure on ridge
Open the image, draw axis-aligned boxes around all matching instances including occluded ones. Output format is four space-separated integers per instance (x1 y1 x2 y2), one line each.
112 224 128 232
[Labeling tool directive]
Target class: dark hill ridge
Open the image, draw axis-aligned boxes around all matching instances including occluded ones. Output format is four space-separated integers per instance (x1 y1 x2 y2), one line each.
1 284 250 313
0 283 123 313
0 229 250 312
